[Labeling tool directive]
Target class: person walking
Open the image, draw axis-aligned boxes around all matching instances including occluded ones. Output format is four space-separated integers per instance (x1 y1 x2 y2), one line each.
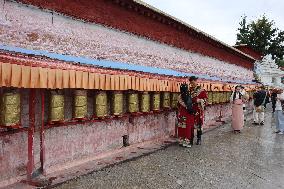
271 88 277 113
253 86 269 125
177 83 195 147
274 89 284 134
230 85 247 133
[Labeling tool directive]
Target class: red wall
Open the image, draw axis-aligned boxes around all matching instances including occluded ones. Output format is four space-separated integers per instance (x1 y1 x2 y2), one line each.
17 0 254 69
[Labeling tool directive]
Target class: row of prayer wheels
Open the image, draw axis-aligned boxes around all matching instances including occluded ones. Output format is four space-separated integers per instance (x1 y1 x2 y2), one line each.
49 90 180 123
207 91 254 105
0 90 255 126
207 92 231 105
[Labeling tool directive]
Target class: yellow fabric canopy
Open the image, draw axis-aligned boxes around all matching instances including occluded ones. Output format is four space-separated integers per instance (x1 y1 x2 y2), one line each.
0 62 257 92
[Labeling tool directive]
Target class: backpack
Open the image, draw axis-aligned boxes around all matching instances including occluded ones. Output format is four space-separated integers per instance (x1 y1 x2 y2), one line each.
180 83 195 114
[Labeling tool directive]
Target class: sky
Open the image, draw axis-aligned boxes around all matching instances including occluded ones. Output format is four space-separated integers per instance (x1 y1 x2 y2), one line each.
141 0 284 46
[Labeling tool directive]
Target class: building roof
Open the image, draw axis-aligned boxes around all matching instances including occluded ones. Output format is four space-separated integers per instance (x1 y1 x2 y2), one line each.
134 0 256 61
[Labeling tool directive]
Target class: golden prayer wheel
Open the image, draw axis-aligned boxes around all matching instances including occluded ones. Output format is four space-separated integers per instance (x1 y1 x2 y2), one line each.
219 92 223 104
140 92 150 113
171 93 179 109
224 92 228 103
112 91 123 116
227 92 232 102
212 92 219 104
0 92 21 126
94 91 108 118
207 91 213 105
220 92 225 103
162 92 171 109
128 92 139 113
152 92 160 111
221 92 226 103
74 90 87 119
50 91 64 122
225 92 228 102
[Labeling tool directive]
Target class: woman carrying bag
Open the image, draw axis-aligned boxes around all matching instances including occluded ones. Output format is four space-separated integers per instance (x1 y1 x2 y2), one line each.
177 83 195 147
253 86 269 125
230 85 248 133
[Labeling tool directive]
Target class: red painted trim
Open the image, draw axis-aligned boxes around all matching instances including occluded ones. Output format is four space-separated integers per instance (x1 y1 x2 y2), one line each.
40 90 45 175
0 127 29 137
27 89 36 180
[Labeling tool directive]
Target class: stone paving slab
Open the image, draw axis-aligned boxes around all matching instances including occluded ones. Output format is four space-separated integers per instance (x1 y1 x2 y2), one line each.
54 109 284 189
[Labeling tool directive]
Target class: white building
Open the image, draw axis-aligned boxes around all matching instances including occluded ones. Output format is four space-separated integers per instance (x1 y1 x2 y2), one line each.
255 55 284 87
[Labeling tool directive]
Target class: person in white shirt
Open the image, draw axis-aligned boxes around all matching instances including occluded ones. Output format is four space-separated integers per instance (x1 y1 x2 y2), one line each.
274 88 284 134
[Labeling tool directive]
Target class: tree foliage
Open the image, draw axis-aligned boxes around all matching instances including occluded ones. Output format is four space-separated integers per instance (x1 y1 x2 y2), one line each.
236 15 284 62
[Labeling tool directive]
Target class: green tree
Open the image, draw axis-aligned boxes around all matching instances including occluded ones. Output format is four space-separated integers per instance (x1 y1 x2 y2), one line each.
236 15 284 62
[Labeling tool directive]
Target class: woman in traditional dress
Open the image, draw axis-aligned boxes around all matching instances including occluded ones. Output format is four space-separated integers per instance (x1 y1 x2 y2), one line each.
230 85 247 133
177 83 195 147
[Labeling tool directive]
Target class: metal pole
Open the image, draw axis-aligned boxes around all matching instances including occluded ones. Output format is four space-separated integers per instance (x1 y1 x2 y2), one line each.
40 89 45 175
27 89 35 180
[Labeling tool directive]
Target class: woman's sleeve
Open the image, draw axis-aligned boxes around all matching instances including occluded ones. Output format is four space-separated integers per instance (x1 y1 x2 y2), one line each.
244 92 249 101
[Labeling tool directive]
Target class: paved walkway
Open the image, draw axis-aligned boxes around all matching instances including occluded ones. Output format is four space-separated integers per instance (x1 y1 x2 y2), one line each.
55 110 284 189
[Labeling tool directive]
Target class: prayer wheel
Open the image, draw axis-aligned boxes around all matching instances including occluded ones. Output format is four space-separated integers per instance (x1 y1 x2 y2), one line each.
128 92 139 113
219 92 223 103
225 92 230 102
220 92 225 103
140 92 150 113
152 92 160 111
0 92 21 126
224 92 228 103
171 93 179 109
207 91 213 105
221 92 225 103
212 92 218 104
162 92 171 109
112 91 123 116
94 91 108 118
74 90 87 119
50 91 64 122
227 92 231 102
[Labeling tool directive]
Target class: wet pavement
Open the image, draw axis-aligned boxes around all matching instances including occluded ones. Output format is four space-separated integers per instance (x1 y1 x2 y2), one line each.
54 109 284 189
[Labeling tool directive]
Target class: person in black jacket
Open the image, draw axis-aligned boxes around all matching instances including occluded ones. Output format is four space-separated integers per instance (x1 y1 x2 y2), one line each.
253 86 270 125
177 83 195 148
271 89 277 113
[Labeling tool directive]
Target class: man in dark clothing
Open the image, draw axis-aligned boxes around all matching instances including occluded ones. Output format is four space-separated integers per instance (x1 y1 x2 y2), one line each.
271 89 277 113
253 86 270 125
